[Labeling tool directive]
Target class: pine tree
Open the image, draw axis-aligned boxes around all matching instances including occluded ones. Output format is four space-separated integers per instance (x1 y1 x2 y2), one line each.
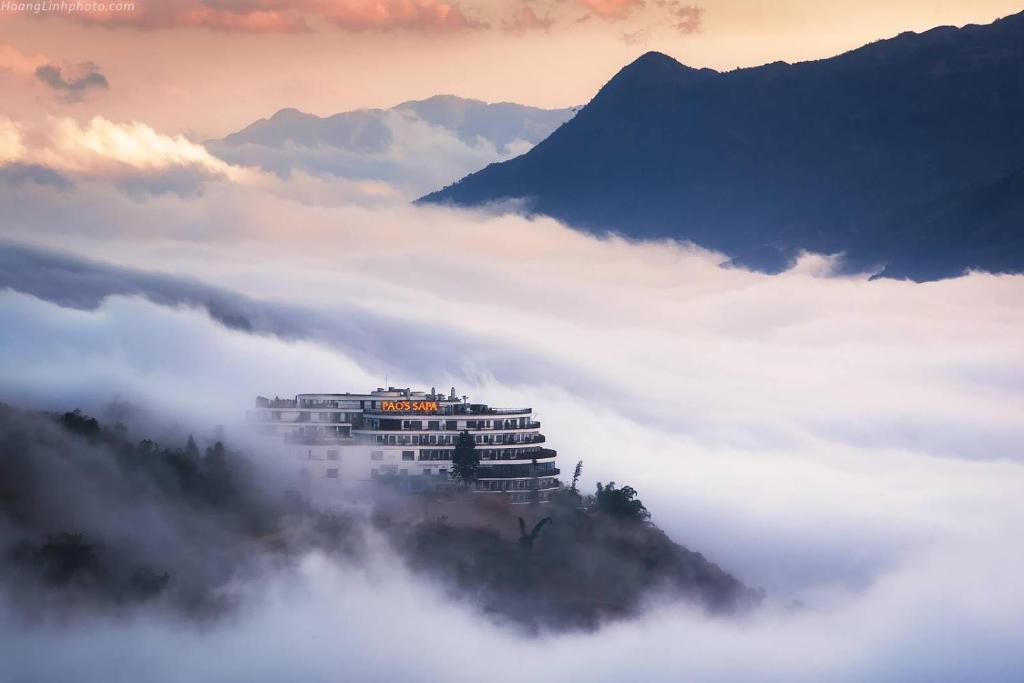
570 460 583 493
450 430 479 489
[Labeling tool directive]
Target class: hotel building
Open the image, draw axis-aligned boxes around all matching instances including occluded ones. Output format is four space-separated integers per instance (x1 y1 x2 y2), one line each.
250 387 560 504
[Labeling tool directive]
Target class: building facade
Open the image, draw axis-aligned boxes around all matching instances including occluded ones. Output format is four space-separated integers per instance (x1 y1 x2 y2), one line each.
250 387 559 504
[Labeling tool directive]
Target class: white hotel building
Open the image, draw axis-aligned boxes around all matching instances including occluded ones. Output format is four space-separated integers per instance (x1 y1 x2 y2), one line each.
250 387 560 504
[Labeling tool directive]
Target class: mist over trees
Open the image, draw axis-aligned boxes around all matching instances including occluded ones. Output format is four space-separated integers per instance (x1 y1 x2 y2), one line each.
0 404 365 616
0 405 756 631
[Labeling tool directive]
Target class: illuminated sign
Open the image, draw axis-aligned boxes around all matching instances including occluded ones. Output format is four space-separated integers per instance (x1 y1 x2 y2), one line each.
381 400 439 413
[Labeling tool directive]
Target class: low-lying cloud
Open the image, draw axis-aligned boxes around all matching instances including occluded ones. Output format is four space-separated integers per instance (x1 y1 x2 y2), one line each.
1 134 1023 679
209 108 539 200
0 115 263 196
0 99 569 202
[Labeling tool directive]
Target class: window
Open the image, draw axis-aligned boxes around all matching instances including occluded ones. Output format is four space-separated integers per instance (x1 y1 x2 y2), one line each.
327 449 340 461
427 420 439 430
438 468 447 476
423 468 432 476
371 450 384 461
445 420 457 430
399 468 408 476
326 468 338 479
402 450 415 461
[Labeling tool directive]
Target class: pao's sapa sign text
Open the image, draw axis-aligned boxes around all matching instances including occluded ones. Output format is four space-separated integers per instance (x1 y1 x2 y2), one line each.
381 400 439 413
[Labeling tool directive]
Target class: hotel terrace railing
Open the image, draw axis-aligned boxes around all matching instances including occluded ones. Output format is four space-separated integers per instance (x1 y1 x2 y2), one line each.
361 406 531 417
476 466 560 479
482 447 557 462
475 478 561 492
284 433 353 445
469 406 532 415
257 414 354 424
369 433 546 446
361 421 542 431
255 397 298 408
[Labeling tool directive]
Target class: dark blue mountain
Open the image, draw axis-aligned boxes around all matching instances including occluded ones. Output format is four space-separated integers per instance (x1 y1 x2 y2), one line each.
420 12 1024 280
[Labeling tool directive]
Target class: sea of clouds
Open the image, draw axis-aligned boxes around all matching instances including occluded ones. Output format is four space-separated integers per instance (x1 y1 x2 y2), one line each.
1 118 1023 681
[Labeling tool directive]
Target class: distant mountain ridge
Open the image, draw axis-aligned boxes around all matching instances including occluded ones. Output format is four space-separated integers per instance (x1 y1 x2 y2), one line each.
219 95 575 155
208 95 576 200
420 12 1024 280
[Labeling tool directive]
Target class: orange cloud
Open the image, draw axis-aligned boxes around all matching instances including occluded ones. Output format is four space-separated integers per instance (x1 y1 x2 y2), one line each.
0 44 48 78
577 0 644 21
321 0 487 32
620 28 649 45
661 1 703 34
68 2 309 32
502 6 554 35
47 0 484 33
179 7 309 32
0 115 257 184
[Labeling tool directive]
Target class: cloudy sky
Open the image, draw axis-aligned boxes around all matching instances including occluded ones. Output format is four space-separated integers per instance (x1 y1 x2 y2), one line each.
2 2 1024 680
0 0 1021 136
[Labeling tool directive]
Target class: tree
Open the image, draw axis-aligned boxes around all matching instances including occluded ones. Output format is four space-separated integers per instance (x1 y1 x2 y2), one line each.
184 435 200 460
570 460 583 493
59 409 100 438
594 481 650 523
450 430 479 489
517 516 552 549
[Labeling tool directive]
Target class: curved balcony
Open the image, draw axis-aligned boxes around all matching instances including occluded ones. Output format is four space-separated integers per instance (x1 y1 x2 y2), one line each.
480 447 556 462
361 433 546 448
476 466 560 480
474 479 561 493
467 406 532 416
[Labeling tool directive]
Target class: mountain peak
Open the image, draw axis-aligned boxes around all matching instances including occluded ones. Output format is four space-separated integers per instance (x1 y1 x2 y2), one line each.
265 107 317 124
631 51 684 68
420 11 1024 281
597 51 712 99
619 51 691 78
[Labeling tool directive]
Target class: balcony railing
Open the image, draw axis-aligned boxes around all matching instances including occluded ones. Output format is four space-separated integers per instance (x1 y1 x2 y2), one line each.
471 407 532 415
481 447 555 462
474 478 561 492
476 467 560 480
366 433 546 447
284 431 353 445
255 397 298 408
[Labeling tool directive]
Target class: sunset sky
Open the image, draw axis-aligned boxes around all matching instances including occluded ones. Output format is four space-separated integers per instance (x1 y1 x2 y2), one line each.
1 0 1022 136
3 2 1024 680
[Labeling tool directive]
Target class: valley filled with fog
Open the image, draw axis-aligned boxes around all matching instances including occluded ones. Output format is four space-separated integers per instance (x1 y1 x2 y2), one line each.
1 110 1023 680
